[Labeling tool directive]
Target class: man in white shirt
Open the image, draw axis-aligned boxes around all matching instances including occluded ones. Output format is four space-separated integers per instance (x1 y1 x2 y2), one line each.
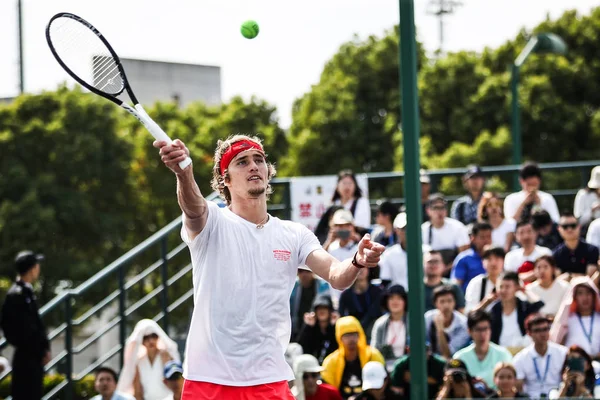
504 220 552 276
424 285 470 358
154 135 385 399
422 193 470 274
513 316 568 398
503 162 560 223
325 209 360 306
464 246 505 313
378 212 408 289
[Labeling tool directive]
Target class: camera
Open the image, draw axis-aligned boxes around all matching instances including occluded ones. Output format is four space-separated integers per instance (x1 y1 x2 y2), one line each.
451 370 467 383
336 229 351 240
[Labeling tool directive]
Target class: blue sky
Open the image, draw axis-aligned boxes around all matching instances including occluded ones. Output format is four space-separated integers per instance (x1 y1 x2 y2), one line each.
0 0 597 128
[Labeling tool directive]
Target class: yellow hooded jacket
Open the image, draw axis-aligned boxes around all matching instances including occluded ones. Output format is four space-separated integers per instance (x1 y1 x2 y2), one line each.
320 316 385 389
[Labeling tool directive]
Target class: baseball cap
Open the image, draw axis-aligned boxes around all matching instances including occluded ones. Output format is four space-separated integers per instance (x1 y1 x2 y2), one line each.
464 165 484 180
393 212 407 229
331 209 354 225
362 361 387 390
15 250 44 275
428 193 447 206
444 358 468 374
294 354 324 374
163 360 183 380
420 169 431 184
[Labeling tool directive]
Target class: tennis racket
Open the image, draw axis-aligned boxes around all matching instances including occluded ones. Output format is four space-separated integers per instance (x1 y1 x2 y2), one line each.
45 12 192 170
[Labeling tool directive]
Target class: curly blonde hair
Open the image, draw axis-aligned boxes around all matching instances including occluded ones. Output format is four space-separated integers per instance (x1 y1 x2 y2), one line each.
210 134 277 205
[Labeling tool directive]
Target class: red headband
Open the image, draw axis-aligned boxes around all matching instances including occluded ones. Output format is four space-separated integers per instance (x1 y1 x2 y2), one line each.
219 140 265 175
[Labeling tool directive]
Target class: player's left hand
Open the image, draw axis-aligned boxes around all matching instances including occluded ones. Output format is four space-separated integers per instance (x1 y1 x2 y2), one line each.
356 234 385 268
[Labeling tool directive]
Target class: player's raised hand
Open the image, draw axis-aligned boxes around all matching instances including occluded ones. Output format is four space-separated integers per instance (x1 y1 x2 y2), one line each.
154 139 192 174
356 233 385 268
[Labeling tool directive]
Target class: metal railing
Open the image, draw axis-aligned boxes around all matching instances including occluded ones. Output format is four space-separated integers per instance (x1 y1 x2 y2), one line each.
0 160 597 399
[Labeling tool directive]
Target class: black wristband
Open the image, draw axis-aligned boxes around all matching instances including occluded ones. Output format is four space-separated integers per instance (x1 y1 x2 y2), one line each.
352 252 366 269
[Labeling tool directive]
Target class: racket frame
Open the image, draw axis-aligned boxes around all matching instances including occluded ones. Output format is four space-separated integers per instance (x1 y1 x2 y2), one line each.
46 12 192 170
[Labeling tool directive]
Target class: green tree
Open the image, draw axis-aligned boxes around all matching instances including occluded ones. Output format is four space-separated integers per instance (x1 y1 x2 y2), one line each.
0 87 134 302
282 27 427 176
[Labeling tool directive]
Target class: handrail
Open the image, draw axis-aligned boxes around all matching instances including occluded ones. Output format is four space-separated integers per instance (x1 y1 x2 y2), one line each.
74 344 122 381
153 288 194 323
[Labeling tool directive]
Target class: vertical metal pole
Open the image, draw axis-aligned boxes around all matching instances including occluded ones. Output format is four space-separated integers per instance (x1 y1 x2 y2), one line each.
283 182 292 221
160 238 170 336
398 2 428 400
17 0 24 94
64 294 73 400
511 64 521 191
118 267 127 367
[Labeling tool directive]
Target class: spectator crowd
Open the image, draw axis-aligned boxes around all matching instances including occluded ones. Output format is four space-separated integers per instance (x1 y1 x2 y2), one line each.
3 162 600 400
287 163 600 400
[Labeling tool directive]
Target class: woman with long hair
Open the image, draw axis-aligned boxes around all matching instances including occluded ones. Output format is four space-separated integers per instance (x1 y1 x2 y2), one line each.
550 277 600 358
331 170 371 232
550 346 595 399
477 192 515 253
525 255 570 319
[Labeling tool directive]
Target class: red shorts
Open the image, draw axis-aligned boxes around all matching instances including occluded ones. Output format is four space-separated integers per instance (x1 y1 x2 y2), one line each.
181 379 295 400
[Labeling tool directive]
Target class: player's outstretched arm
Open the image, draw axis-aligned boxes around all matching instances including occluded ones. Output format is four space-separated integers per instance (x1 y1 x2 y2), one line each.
306 234 385 290
154 139 208 240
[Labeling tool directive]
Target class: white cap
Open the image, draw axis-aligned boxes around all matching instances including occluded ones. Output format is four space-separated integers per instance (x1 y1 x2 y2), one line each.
331 209 354 225
393 212 407 229
362 361 387 390
294 354 324 374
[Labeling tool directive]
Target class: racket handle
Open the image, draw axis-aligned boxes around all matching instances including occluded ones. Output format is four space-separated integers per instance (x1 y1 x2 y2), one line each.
131 104 192 170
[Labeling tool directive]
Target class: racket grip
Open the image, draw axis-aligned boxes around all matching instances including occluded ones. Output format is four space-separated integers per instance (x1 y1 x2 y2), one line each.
133 105 192 170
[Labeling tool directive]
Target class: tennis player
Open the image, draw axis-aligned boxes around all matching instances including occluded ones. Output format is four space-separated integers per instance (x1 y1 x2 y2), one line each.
154 135 385 399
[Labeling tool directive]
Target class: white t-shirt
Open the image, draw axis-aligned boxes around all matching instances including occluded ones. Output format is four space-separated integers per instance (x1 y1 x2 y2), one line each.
586 218 600 248
335 197 371 229
378 243 408 290
513 342 568 398
574 188 600 227
499 309 524 348
503 190 560 222
565 312 600 357
327 240 358 308
385 320 406 358
181 201 322 385
504 245 552 272
464 274 496 313
421 218 470 250
525 279 570 317
492 219 516 248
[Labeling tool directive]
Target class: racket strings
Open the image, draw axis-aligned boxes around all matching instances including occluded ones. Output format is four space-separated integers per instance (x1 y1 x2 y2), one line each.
48 17 125 96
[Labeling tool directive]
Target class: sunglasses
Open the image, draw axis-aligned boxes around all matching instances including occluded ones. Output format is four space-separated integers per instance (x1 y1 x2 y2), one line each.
560 223 578 230
303 373 319 380
530 326 550 334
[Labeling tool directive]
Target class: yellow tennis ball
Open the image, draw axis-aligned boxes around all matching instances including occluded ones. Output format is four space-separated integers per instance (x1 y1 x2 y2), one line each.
241 20 259 39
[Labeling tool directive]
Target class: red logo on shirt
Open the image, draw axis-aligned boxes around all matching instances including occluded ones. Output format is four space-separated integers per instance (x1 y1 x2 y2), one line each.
273 250 291 261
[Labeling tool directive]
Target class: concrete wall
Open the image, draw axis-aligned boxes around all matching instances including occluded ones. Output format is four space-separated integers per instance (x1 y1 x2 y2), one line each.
117 58 221 107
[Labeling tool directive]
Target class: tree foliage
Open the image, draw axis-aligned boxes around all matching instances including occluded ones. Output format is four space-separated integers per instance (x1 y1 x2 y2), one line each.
2 7 600 301
286 7 600 176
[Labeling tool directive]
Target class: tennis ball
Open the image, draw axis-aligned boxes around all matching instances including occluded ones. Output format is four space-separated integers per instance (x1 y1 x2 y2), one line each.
241 20 259 39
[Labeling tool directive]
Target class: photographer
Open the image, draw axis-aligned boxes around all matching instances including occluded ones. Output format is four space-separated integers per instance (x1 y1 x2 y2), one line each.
550 346 595 399
436 359 487 400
